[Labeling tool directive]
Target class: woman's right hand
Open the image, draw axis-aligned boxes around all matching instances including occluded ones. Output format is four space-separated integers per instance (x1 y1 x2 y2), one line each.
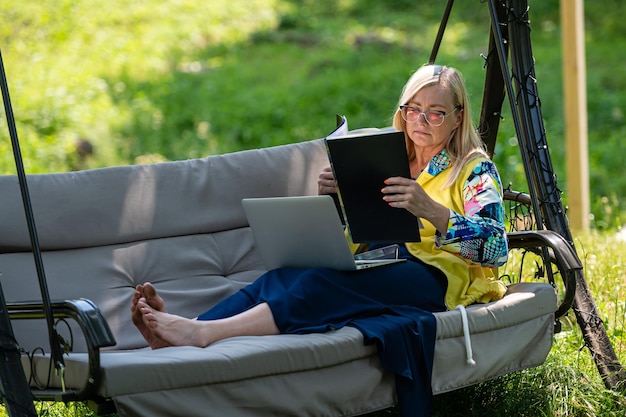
382 176 450 234
317 166 337 195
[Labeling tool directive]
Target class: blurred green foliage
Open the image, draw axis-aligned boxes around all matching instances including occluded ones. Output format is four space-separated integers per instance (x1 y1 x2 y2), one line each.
1 0 625 229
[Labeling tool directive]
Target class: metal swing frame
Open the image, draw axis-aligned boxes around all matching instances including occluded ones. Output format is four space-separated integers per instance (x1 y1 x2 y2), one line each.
471 0 624 389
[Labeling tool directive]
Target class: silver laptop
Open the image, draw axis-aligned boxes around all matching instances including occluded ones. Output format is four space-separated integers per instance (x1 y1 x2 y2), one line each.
241 195 405 271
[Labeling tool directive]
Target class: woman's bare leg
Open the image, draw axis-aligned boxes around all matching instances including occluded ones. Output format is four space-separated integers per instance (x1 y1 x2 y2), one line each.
138 301 279 349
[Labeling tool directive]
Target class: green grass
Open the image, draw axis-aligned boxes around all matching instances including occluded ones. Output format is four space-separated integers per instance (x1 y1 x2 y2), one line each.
2 0 626 227
1 0 626 415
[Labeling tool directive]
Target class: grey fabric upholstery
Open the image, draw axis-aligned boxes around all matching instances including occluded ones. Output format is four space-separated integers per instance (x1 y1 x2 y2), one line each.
0 138 557 416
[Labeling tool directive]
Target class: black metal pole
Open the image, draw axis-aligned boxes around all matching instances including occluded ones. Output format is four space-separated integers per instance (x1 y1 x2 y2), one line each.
0 281 38 416
428 0 455 65
478 3 508 158
485 0 544 229
0 51 65 373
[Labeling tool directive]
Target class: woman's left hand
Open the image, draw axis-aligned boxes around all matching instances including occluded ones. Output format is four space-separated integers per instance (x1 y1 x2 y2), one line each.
381 177 450 233
317 166 337 195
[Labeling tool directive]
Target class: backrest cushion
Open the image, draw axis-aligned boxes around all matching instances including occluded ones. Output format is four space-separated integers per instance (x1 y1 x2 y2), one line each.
0 139 329 351
0 139 328 251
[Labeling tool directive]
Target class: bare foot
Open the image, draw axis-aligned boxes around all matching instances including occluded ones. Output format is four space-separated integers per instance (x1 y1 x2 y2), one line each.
131 283 167 347
138 301 212 349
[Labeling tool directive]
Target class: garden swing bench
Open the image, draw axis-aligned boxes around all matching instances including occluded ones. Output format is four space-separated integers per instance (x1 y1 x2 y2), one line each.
0 0 622 416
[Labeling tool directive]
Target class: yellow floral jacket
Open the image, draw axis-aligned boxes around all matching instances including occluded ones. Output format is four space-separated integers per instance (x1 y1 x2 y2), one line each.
349 149 508 309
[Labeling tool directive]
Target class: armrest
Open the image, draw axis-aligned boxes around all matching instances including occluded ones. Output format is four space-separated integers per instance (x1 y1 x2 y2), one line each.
7 298 116 402
507 230 581 319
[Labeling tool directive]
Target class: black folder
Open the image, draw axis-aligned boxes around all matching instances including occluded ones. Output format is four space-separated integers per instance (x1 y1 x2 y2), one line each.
325 129 421 243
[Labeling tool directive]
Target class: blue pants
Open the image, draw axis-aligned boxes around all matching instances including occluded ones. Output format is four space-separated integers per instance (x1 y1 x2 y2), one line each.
197 259 447 417
197 259 447 329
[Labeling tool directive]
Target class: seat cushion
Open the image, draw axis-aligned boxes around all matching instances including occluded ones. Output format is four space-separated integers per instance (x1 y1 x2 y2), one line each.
432 282 556 393
23 282 556 401
435 282 557 339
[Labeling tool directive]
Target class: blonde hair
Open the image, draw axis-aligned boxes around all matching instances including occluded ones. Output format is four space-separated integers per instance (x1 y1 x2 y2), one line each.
392 64 488 188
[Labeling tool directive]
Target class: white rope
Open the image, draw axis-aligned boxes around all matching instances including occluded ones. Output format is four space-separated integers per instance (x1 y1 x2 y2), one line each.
454 305 476 366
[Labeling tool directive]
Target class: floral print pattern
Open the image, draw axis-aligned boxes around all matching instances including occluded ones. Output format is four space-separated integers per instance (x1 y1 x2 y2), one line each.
432 150 508 267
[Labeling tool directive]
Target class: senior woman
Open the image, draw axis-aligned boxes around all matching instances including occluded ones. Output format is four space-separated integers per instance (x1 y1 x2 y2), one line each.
131 64 508 417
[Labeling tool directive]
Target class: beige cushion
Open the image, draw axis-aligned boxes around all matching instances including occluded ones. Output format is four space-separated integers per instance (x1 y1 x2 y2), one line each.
0 140 328 251
23 283 555 417
1 138 557 416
